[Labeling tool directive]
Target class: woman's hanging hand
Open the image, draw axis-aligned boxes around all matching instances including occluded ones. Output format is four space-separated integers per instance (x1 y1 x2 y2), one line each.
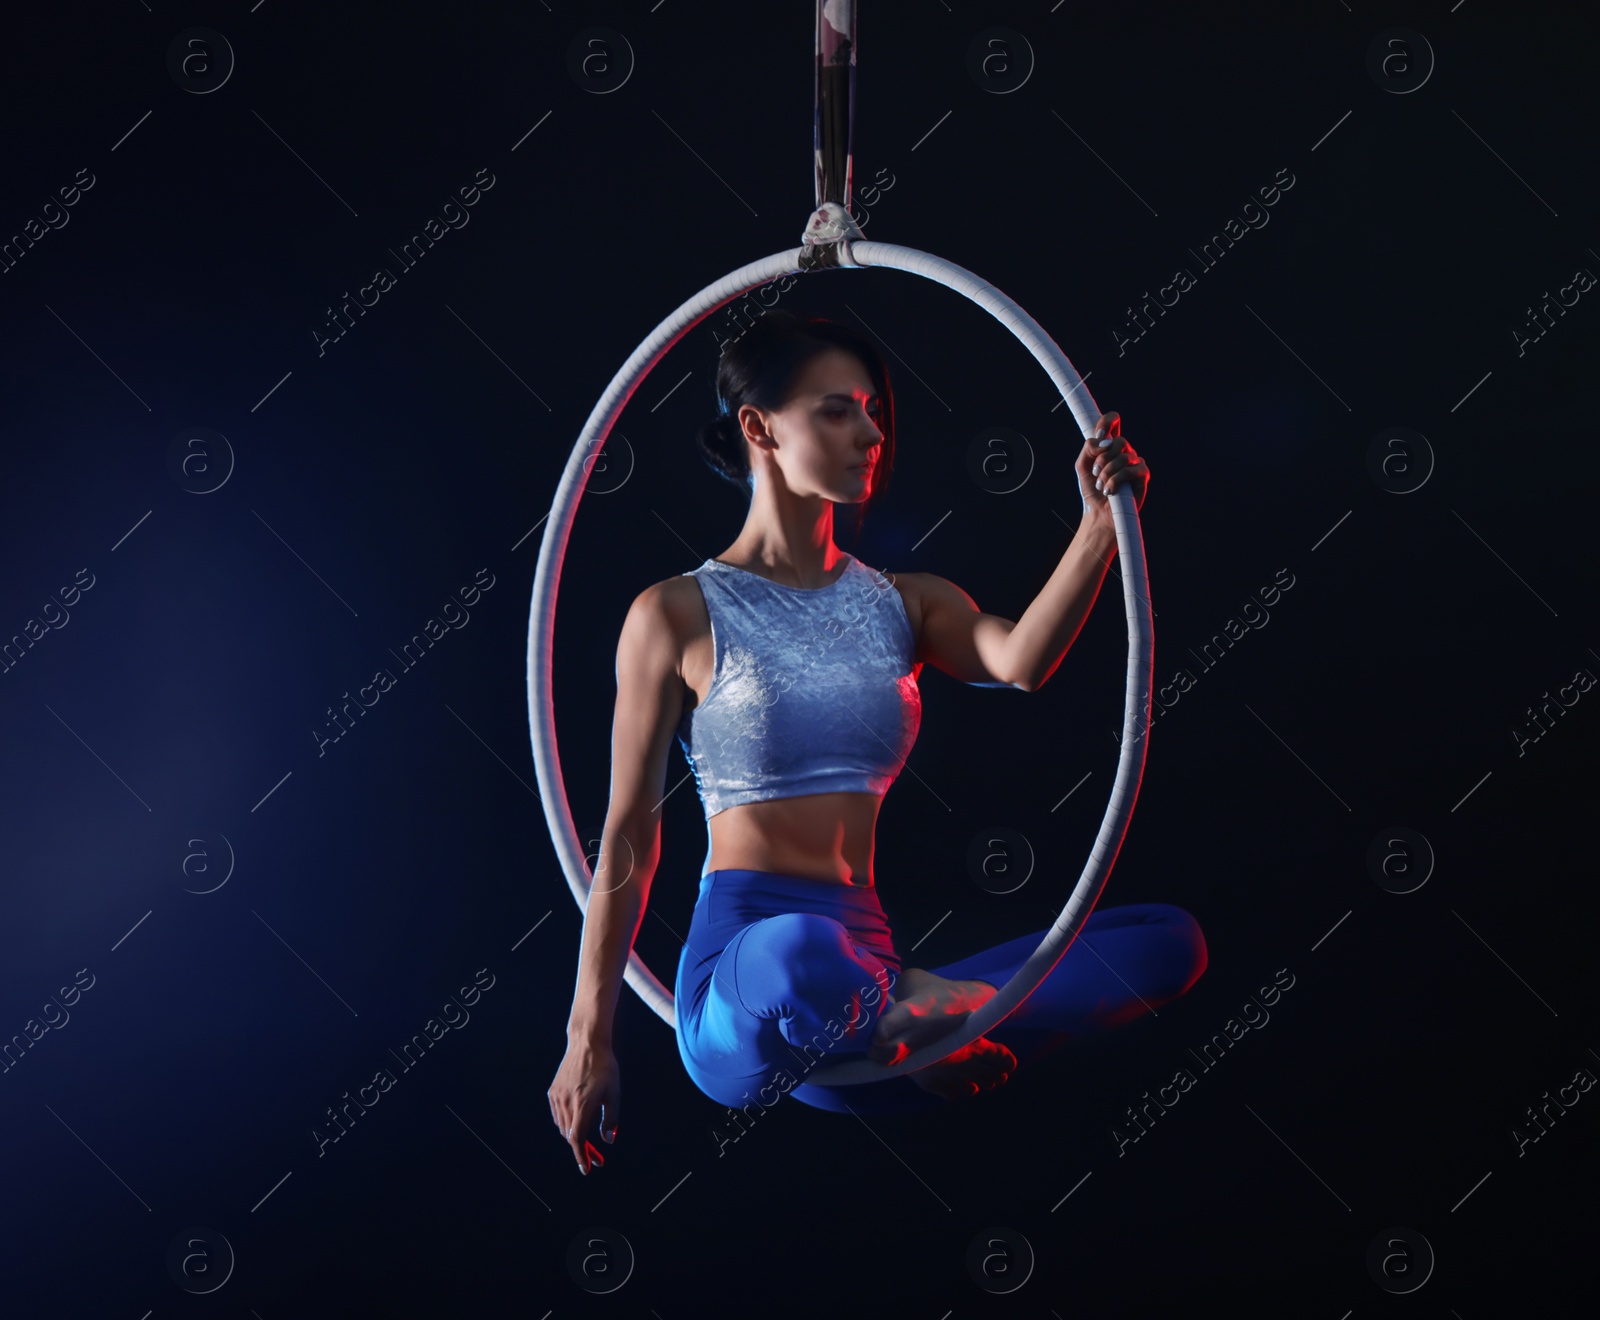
1075 411 1149 519
548 1036 621 1176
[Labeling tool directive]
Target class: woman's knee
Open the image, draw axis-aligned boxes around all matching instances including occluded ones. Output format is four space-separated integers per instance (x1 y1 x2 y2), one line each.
740 914 892 1055
739 912 888 1005
1146 904 1208 999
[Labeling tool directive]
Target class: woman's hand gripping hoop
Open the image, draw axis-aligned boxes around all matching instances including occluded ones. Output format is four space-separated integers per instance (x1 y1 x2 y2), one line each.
1077 411 1149 521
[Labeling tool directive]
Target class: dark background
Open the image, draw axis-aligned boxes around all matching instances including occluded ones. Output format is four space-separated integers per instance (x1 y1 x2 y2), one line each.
1 1 1595 1316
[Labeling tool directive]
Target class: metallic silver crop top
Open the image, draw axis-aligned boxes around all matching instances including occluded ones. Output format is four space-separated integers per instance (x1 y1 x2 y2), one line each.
676 553 922 819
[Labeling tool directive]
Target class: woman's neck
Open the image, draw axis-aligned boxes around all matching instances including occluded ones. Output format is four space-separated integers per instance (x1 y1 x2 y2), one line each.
722 503 843 587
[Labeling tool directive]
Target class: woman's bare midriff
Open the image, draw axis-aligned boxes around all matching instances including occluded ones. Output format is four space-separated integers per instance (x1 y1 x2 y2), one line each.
706 791 883 888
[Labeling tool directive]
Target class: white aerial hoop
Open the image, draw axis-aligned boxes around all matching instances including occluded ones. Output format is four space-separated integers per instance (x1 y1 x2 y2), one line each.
525 0 1154 1089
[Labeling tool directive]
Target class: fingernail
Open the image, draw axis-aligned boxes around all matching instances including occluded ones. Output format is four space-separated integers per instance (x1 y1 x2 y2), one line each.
1098 437 1113 448
1095 479 1103 491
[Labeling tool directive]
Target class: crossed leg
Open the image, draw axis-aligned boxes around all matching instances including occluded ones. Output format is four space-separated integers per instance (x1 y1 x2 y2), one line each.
681 903 1207 1116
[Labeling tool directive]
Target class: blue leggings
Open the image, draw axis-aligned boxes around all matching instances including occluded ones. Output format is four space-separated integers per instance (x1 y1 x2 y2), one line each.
674 868 1208 1115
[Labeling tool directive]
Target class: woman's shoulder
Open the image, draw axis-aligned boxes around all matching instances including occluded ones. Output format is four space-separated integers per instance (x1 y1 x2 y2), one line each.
624 573 709 639
860 560 921 604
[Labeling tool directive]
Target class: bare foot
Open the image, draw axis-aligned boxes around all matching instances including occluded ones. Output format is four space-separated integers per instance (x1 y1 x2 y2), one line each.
869 967 999 1066
908 1035 1016 1100
869 969 1016 1099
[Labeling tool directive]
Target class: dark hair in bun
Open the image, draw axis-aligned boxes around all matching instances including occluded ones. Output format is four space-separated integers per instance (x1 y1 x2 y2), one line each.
695 412 749 486
695 308 896 517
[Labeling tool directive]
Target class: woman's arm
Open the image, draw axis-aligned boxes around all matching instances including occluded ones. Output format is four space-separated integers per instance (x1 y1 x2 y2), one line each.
564 582 685 1042
550 583 685 1174
998 514 1120 692
909 413 1146 693
564 820 657 1044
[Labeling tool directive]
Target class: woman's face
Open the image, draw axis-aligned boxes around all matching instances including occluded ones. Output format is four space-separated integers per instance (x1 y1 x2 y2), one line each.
740 348 884 504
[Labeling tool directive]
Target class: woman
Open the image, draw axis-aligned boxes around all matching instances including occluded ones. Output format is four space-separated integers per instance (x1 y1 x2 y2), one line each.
548 309 1207 1175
